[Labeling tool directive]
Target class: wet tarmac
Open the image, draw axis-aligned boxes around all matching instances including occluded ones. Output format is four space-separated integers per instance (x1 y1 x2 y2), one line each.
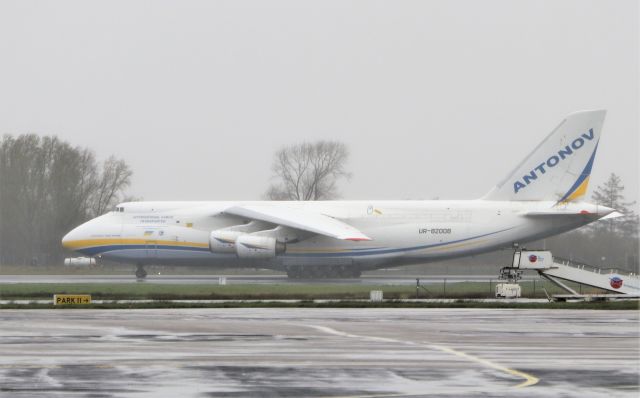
1 308 638 397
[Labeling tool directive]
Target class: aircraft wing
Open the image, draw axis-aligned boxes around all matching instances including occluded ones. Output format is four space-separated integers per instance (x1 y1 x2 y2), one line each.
223 205 371 241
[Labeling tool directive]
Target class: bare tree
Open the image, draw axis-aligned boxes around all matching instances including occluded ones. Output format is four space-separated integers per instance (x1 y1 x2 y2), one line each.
265 141 351 200
0 134 133 265
91 156 133 216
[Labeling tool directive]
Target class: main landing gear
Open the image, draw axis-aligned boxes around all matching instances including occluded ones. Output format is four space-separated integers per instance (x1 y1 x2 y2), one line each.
135 264 148 280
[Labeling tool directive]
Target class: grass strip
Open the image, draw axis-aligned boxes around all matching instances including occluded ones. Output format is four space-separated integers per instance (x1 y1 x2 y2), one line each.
0 281 602 300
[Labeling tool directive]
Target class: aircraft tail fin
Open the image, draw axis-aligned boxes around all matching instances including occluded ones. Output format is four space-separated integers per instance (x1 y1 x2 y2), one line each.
483 110 606 203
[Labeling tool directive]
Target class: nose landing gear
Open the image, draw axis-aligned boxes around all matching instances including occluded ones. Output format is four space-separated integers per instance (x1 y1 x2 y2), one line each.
135 264 148 280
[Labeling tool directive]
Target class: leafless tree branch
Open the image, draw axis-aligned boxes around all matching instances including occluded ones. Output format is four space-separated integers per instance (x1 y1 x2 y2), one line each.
265 141 350 201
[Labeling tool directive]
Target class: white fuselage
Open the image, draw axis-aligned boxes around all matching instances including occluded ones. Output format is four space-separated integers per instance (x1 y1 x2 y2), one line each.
62 200 609 271
62 109 612 275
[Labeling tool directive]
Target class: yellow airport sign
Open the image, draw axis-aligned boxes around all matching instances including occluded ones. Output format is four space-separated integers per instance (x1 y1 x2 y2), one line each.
53 294 92 305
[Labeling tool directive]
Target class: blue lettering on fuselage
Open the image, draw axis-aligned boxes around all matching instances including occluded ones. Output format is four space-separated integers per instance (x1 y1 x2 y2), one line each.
513 129 594 194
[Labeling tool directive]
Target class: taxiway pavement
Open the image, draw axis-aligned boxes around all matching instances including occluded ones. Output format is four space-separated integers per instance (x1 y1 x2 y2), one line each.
1 308 638 397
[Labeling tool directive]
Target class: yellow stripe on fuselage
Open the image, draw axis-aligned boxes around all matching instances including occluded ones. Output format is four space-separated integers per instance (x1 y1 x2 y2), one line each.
425 238 488 253
290 236 488 255
66 235 487 256
64 238 208 250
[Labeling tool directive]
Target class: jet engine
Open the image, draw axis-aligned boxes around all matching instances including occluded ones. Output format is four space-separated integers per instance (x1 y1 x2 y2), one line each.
235 235 286 259
209 229 287 258
209 230 245 253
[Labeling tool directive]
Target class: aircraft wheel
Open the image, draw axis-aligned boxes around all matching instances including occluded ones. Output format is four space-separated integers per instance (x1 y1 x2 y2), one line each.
135 265 148 279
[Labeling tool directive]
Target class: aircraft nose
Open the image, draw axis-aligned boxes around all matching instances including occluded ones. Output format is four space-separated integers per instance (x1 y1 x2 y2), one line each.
61 213 117 254
61 226 82 251
61 230 74 250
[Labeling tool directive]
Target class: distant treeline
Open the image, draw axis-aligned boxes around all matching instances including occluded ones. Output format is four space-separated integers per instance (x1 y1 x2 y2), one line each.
0 134 132 265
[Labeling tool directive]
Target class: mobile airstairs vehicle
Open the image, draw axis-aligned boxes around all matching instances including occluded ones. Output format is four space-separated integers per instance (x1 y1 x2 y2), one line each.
496 250 640 300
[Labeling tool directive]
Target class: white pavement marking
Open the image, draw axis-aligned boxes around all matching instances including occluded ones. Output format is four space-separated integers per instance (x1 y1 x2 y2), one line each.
306 324 539 389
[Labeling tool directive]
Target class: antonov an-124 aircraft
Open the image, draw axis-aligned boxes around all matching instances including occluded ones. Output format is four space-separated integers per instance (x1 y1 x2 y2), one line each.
63 110 617 278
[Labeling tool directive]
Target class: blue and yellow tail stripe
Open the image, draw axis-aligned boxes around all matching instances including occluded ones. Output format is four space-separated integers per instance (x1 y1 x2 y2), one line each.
556 141 599 204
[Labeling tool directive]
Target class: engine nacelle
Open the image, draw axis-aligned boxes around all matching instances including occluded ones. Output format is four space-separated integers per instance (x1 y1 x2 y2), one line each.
235 235 286 259
209 230 245 253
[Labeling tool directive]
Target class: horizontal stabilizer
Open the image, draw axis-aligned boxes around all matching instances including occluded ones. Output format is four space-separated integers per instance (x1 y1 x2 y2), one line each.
522 204 615 218
599 211 624 220
523 210 601 217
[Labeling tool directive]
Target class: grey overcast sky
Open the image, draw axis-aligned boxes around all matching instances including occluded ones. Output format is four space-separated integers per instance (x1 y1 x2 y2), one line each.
1 0 638 203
